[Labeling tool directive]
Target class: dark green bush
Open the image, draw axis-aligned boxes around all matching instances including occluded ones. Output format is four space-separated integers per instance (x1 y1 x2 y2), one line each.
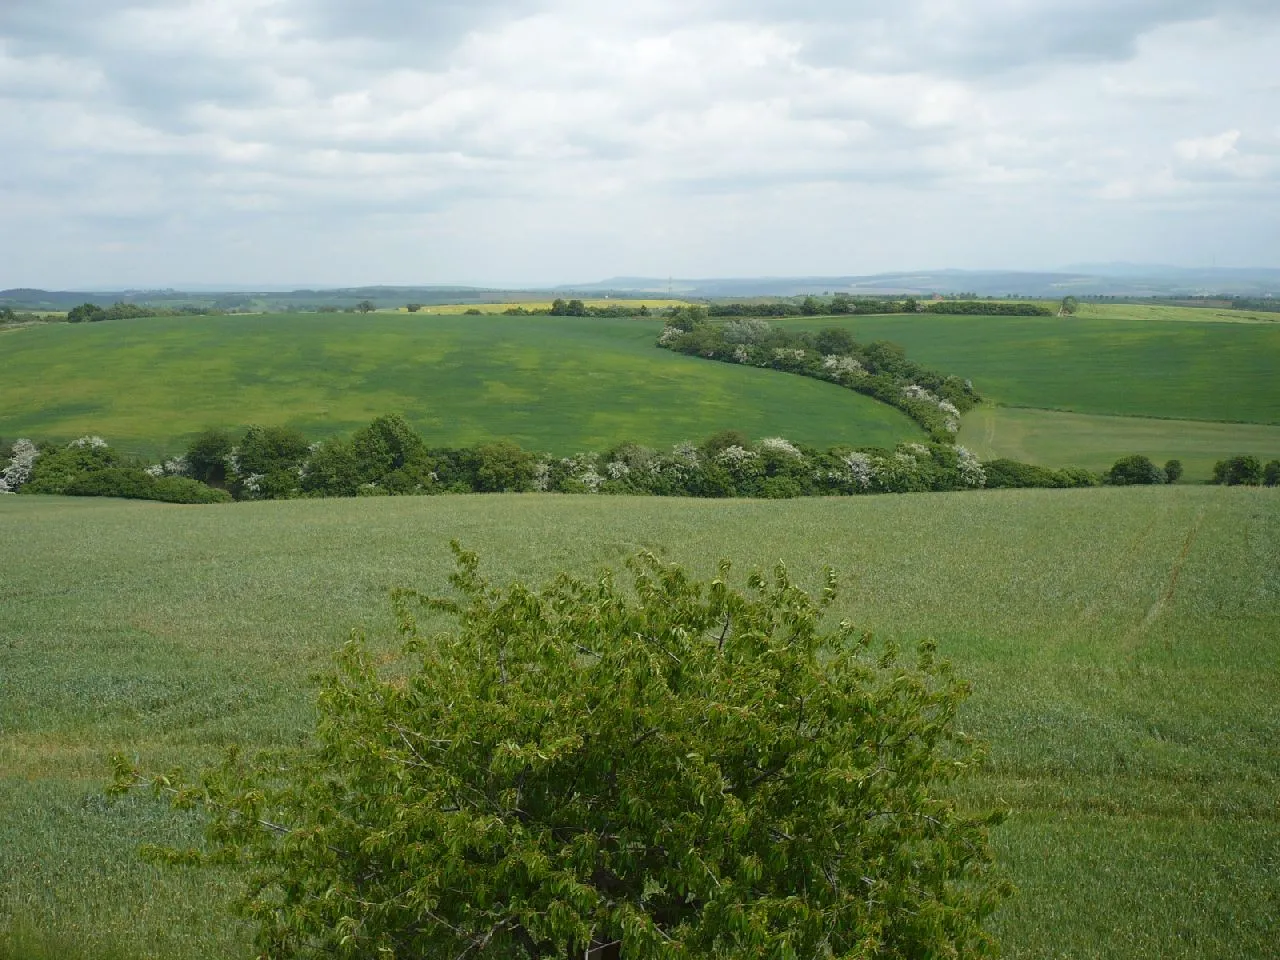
1164 459 1184 484
983 459 1097 490
185 429 234 486
1264 460 1280 487
22 441 118 495
64 468 231 503
1212 455 1263 486
1106 455 1166 486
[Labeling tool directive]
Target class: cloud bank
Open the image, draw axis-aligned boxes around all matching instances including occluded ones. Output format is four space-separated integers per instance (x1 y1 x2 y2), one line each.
1 0 1277 286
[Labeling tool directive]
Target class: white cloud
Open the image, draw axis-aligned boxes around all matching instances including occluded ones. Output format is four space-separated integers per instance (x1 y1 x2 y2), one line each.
1 0 1278 287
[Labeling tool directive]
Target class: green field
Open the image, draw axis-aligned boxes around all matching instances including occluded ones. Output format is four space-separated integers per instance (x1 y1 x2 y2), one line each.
0 314 920 457
774 313 1280 425
960 406 1280 481
1078 301 1280 324
2 488 1277 959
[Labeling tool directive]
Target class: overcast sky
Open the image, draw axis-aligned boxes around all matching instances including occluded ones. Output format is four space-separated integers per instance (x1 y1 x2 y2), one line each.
2 0 1278 288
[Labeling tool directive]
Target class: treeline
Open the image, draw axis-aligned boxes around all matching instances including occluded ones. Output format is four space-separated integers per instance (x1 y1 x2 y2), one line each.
706 295 1049 317
67 302 223 323
1 417 1114 505
656 309 980 440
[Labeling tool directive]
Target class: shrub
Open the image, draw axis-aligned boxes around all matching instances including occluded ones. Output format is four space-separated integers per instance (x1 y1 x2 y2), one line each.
1265 460 1280 487
232 425 311 499
1164 459 1184 484
467 441 539 492
185 429 235 486
21 440 118 495
351 414 428 480
1105 454 1166 486
67 303 106 323
1212 455 1263 486
112 547 1008 960
64 468 231 503
982 459 1097 490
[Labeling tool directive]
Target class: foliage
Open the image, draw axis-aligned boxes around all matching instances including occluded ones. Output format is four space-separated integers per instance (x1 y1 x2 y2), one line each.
185 429 235 487
1059 297 1080 317
1265 460 1280 487
1105 455 1167 486
405 303 423 313
63 468 232 503
111 546 1009 960
356 300 376 314
981 459 1098 490
1212 455 1264 486
924 301 1051 317
656 317 981 440
21 439 119 495
1164 460 1184 484
231 425 312 499
67 303 107 323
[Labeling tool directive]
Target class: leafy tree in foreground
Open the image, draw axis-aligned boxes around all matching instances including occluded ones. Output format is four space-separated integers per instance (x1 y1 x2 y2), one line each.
112 546 1008 960
1265 459 1280 487
1163 459 1184 484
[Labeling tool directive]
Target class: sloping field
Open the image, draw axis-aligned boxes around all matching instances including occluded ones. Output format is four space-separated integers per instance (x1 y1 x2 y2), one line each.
774 313 1280 424
1 488 1277 960
0 314 921 457
960 406 1280 481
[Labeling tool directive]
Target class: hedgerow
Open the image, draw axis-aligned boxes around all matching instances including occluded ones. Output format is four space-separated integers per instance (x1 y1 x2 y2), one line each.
655 312 980 441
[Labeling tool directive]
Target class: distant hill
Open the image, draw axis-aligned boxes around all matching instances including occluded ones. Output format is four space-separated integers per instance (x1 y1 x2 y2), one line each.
4 265 1277 309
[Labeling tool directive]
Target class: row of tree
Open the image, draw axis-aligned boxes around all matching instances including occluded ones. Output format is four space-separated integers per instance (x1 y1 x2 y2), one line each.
2 418 1120 505
657 310 980 440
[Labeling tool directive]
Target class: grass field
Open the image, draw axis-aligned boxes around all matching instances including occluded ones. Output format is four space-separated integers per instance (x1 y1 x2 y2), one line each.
1077 301 1280 324
774 313 1280 425
1 488 1277 960
959 406 1280 481
0 313 920 457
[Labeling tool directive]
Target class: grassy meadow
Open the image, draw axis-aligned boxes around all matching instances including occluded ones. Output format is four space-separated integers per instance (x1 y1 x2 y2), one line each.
0 313 920 458
959 406 1280 481
2 487 1278 960
772 312 1280 425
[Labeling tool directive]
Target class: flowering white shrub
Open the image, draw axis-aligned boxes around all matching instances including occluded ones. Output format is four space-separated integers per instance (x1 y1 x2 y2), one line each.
671 442 700 465
605 460 631 481
578 469 603 493
69 435 109 449
657 327 683 346
722 318 773 345
242 473 265 497
0 439 40 493
732 345 751 364
716 445 758 465
164 455 190 476
773 348 806 363
532 460 551 492
842 451 876 489
902 384 941 405
905 443 931 458
939 400 961 418
144 464 166 478
760 437 802 459
821 355 864 378
225 448 242 476
956 446 987 488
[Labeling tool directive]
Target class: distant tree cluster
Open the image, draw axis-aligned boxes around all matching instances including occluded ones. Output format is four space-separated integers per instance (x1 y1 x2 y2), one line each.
657 311 980 440
1212 454 1280 486
66 301 220 323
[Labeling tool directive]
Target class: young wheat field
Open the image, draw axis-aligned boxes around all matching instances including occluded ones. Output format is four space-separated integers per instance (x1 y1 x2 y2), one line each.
1 486 1277 960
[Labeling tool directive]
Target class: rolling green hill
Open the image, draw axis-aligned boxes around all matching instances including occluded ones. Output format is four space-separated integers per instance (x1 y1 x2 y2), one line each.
0 314 921 457
2 488 1277 960
773 313 1280 425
